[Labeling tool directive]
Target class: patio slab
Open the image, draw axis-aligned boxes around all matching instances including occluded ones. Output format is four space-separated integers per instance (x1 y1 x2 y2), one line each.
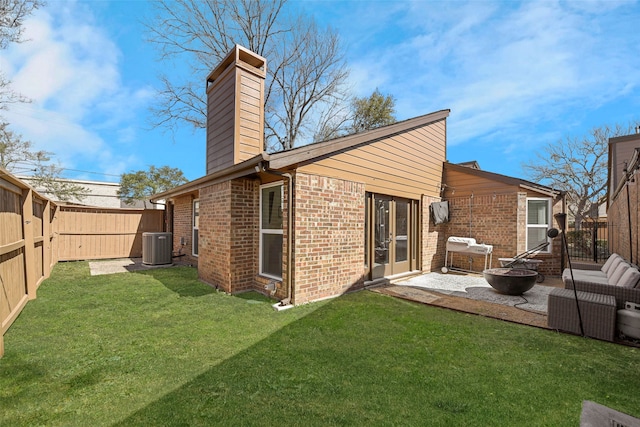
372 271 563 329
89 258 177 276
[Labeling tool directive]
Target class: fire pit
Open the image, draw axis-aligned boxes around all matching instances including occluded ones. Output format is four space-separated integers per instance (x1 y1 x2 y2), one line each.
483 268 538 296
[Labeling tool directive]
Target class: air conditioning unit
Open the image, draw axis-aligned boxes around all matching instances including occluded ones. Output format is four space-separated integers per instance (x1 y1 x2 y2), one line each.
142 232 173 265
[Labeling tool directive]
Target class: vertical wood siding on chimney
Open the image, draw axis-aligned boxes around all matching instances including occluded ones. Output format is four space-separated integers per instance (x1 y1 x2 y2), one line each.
206 46 265 175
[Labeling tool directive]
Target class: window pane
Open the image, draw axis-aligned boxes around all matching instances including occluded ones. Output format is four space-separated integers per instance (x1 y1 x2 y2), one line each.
374 199 389 265
395 200 408 263
261 186 282 229
527 227 547 251
193 229 199 256
527 200 548 225
262 233 283 277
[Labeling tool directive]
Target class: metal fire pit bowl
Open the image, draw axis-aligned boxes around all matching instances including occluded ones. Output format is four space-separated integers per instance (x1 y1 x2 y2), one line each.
483 268 538 296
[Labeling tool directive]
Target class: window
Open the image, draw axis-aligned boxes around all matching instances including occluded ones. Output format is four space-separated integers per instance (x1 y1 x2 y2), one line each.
526 198 551 252
260 183 283 278
193 199 199 257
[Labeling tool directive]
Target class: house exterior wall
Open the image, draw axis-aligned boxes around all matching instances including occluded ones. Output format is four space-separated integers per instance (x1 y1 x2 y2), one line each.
443 192 563 276
229 179 259 293
195 179 261 293
608 134 640 201
422 195 448 271
297 117 447 200
292 173 366 304
171 193 198 267
608 179 638 265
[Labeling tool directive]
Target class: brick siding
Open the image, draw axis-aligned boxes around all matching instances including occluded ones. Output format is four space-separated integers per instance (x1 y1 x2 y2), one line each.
292 173 366 304
444 192 563 276
608 178 638 265
171 193 198 267
422 195 447 271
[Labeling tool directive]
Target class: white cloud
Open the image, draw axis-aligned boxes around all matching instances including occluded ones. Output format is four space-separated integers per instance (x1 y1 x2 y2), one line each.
331 0 640 159
2 1 149 180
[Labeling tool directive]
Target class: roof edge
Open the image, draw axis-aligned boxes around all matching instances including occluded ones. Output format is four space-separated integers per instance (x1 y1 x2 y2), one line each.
150 153 267 201
268 109 450 169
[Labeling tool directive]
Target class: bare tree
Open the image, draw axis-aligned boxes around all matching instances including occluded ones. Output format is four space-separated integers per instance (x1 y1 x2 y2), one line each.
146 0 349 151
0 123 87 201
0 0 43 110
1 2 87 202
523 123 638 230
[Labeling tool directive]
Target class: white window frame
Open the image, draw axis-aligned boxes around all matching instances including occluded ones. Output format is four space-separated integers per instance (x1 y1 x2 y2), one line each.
192 199 199 257
260 182 283 279
526 197 552 253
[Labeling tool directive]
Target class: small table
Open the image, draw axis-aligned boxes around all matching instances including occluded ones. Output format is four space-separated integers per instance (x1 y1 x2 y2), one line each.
548 288 617 342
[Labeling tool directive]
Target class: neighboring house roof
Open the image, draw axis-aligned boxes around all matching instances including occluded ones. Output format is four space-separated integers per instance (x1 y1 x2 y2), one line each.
152 109 451 201
456 160 481 169
18 176 161 209
443 162 563 198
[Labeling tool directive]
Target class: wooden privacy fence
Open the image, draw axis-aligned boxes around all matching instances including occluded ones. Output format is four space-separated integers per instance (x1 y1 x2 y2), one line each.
56 206 164 261
1 169 164 357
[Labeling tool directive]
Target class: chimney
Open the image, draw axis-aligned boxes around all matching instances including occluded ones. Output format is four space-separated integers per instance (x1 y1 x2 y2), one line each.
205 45 266 175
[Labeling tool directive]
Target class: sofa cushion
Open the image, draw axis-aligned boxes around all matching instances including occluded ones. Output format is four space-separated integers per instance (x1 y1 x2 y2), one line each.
608 263 631 286
618 267 640 288
606 257 625 278
563 268 609 285
601 254 622 274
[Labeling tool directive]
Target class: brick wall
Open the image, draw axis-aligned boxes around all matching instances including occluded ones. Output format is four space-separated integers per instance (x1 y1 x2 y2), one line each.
443 192 563 276
422 195 447 271
199 181 232 291
608 178 638 265
229 179 259 293
172 193 198 267
292 173 366 304
194 179 262 294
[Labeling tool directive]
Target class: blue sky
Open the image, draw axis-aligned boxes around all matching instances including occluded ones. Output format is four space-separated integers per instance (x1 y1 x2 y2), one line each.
2 0 640 183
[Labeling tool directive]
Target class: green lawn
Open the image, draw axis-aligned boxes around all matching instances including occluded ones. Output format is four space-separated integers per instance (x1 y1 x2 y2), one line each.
1 262 639 426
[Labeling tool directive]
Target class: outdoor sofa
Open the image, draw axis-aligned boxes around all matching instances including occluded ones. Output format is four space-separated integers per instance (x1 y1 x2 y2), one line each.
561 253 640 309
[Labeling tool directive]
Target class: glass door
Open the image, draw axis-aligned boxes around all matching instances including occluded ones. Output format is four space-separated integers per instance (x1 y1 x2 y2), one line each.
369 195 415 279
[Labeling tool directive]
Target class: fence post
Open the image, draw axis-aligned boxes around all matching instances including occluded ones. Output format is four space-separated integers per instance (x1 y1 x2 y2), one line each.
592 222 598 263
42 200 52 280
22 188 37 300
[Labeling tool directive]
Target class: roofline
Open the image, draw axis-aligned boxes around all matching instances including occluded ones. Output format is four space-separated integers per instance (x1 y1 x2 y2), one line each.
150 153 267 201
268 109 450 169
444 162 563 197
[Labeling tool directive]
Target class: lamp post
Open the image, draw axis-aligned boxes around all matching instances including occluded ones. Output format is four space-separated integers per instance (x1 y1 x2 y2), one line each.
554 212 584 336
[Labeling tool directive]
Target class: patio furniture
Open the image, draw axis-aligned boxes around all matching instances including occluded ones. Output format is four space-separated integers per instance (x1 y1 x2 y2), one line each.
562 253 640 310
547 288 617 342
442 236 493 274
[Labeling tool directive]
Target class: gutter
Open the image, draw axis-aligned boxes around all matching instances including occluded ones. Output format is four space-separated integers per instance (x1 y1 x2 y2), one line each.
257 161 294 309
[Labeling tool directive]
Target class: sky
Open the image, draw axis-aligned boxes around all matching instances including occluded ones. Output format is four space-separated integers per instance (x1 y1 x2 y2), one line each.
2 0 640 184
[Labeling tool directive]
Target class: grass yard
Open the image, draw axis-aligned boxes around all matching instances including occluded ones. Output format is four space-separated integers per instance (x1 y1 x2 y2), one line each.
1 262 639 426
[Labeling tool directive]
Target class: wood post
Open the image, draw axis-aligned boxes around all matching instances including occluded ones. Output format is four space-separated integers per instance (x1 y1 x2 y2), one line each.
21 188 36 300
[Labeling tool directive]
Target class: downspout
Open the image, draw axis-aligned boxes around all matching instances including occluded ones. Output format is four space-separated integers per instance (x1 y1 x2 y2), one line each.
257 162 294 307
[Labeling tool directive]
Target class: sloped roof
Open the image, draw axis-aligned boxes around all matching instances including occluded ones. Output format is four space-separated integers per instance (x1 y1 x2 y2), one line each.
152 109 450 201
443 162 563 197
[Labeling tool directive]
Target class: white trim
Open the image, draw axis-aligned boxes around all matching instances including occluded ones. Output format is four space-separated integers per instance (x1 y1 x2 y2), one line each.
192 199 199 257
259 182 283 279
526 197 552 253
